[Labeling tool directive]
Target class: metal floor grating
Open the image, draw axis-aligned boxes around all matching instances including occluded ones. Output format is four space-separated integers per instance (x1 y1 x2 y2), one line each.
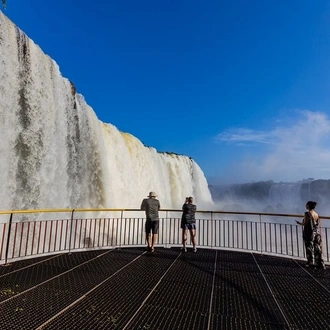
0 247 329 329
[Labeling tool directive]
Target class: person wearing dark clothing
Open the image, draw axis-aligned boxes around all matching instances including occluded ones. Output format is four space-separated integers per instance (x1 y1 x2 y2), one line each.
181 197 189 223
140 191 160 253
181 196 197 252
296 201 326 269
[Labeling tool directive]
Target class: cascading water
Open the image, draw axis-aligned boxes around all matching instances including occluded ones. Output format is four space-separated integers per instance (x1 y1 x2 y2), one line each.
0 12 213 212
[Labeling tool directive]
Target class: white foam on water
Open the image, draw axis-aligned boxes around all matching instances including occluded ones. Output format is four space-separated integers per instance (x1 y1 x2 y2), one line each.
0 12 213 212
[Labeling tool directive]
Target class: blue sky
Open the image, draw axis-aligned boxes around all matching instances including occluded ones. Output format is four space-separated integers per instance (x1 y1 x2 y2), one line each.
3 0 330 184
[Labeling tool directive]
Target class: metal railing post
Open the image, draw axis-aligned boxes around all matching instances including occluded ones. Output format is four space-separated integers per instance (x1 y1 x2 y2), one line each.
4 213 13 265
120 210 123 248
259 214 263 254
68 209 75 254
211 212 214 249
165 210 168 248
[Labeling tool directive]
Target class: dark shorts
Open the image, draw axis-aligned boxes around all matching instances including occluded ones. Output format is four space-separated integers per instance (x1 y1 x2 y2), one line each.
181 223 196 230
145 219 159 234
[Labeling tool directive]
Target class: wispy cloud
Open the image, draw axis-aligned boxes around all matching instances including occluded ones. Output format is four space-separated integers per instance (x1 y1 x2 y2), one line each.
213 110 330 182
215 110 330 146
215 128 275 145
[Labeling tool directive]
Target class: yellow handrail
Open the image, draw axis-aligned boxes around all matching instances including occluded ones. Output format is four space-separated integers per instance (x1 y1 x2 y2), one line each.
1 208 330 219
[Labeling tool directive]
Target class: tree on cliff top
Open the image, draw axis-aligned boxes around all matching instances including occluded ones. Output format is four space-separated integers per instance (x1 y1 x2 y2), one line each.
1 0 6 9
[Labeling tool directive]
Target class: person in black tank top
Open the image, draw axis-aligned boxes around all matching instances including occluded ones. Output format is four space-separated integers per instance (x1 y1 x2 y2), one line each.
296 201 326 269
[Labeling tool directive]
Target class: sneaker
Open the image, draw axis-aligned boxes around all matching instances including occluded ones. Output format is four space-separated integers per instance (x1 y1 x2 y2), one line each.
181 247 187 253
193 247 197 253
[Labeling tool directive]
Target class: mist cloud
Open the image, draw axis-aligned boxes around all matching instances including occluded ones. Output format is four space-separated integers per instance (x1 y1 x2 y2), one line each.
214 110 330 182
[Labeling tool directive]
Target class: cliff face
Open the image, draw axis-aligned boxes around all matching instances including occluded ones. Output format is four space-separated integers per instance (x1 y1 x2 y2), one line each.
0 12 213 211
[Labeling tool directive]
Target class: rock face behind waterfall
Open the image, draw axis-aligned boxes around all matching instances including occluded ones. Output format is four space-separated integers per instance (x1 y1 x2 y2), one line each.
0 12 213 211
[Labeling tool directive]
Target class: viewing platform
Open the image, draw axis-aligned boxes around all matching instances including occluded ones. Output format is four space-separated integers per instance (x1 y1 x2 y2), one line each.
1 209 330 329
0 247 329 330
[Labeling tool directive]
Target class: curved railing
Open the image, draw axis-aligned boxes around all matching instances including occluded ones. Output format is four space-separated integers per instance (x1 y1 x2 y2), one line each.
1 208 330 265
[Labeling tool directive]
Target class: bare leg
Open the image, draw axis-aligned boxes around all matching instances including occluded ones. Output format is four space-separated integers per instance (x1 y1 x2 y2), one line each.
182 229 187 249
190 229 197 250
151 234 158 250
146 233 151 248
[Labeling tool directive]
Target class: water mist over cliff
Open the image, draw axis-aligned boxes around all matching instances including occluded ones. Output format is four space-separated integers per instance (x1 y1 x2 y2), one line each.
210 179 330 216
0 12 213 211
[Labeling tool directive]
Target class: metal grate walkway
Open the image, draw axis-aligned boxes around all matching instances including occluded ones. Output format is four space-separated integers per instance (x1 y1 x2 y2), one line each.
0 248 329 329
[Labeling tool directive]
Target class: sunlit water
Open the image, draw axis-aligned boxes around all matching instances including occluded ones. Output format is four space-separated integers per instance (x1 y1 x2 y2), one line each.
0 12 213 213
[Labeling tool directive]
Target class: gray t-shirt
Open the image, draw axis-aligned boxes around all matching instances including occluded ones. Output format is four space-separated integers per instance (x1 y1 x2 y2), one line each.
182 203 196 224
140 198 160 221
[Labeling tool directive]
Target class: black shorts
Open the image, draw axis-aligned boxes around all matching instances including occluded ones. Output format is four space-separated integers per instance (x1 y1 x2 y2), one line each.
145 219 159 234
181 222 196 230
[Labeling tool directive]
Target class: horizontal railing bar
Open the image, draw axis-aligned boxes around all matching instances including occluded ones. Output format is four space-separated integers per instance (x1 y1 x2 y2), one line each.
1 208 330 220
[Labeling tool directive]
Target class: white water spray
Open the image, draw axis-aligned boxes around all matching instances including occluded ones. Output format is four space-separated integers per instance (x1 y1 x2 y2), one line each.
0 12 213 212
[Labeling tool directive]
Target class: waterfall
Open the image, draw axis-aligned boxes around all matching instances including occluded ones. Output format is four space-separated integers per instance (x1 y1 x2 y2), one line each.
0 12 213 212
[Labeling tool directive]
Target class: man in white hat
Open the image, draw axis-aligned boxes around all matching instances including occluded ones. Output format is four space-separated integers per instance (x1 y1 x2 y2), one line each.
140 192 161 252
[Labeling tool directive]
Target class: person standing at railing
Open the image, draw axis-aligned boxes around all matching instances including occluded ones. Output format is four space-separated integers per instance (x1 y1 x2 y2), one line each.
296 201 326 269
140 191 161 253
181 196 197 253
181 197 189 223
